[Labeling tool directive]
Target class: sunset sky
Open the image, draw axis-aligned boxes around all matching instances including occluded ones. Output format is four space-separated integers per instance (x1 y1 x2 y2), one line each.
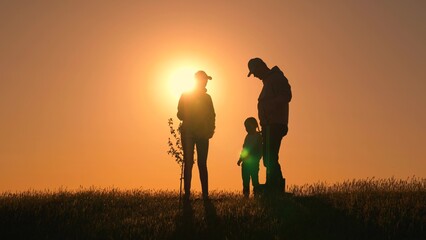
1 1 425 192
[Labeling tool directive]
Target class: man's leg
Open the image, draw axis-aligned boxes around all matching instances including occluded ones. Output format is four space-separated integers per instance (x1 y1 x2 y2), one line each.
196 138 209 199
262 127 271 187
182 135 195 200
268 124 288 192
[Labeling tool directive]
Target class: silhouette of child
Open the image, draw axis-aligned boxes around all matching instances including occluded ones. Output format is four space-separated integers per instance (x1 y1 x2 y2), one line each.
237 117 263 197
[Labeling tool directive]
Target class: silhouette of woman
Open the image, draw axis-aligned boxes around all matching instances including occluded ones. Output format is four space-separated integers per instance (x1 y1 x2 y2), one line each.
177 70 216 201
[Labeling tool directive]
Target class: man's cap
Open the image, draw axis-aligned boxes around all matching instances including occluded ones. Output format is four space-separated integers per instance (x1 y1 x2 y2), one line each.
195 70 212 80
247 58 267 77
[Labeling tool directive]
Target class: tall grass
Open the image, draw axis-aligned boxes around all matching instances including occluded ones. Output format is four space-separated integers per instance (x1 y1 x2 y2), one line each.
0 188 180 239
1 178 424 239
289 177 426 239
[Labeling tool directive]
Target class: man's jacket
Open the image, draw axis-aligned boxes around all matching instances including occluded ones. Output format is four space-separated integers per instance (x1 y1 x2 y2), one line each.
258 66 292 127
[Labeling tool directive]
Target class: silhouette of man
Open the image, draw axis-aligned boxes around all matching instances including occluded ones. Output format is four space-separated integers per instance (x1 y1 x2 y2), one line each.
177 70 216 201
247 58 292 193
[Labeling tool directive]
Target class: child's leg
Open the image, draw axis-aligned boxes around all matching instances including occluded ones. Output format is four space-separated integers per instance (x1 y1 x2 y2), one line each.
251 170 259 188
251 163 260 194
242 164 250 197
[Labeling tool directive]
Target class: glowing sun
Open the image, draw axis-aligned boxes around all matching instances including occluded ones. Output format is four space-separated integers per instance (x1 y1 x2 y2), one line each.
167 66 198 99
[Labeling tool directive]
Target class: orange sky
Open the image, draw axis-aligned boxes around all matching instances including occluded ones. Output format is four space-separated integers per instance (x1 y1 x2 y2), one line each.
1 1 425 192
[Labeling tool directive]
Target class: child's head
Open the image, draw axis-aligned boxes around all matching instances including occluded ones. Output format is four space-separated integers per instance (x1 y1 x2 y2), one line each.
244 117 259 133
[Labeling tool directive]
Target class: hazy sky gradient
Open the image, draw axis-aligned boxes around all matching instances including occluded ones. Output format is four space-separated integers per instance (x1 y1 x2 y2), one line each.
1 1 425 192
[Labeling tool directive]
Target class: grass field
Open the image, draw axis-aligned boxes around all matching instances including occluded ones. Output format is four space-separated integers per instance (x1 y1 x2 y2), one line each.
1 177 424 239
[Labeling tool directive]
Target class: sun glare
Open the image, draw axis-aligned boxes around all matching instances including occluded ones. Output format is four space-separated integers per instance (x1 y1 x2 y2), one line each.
168 66 197 100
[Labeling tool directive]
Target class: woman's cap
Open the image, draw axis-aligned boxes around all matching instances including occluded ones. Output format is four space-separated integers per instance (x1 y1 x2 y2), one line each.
195 70 212 80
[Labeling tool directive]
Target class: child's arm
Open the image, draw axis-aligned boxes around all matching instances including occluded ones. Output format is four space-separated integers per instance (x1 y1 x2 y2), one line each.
237 135 250 166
